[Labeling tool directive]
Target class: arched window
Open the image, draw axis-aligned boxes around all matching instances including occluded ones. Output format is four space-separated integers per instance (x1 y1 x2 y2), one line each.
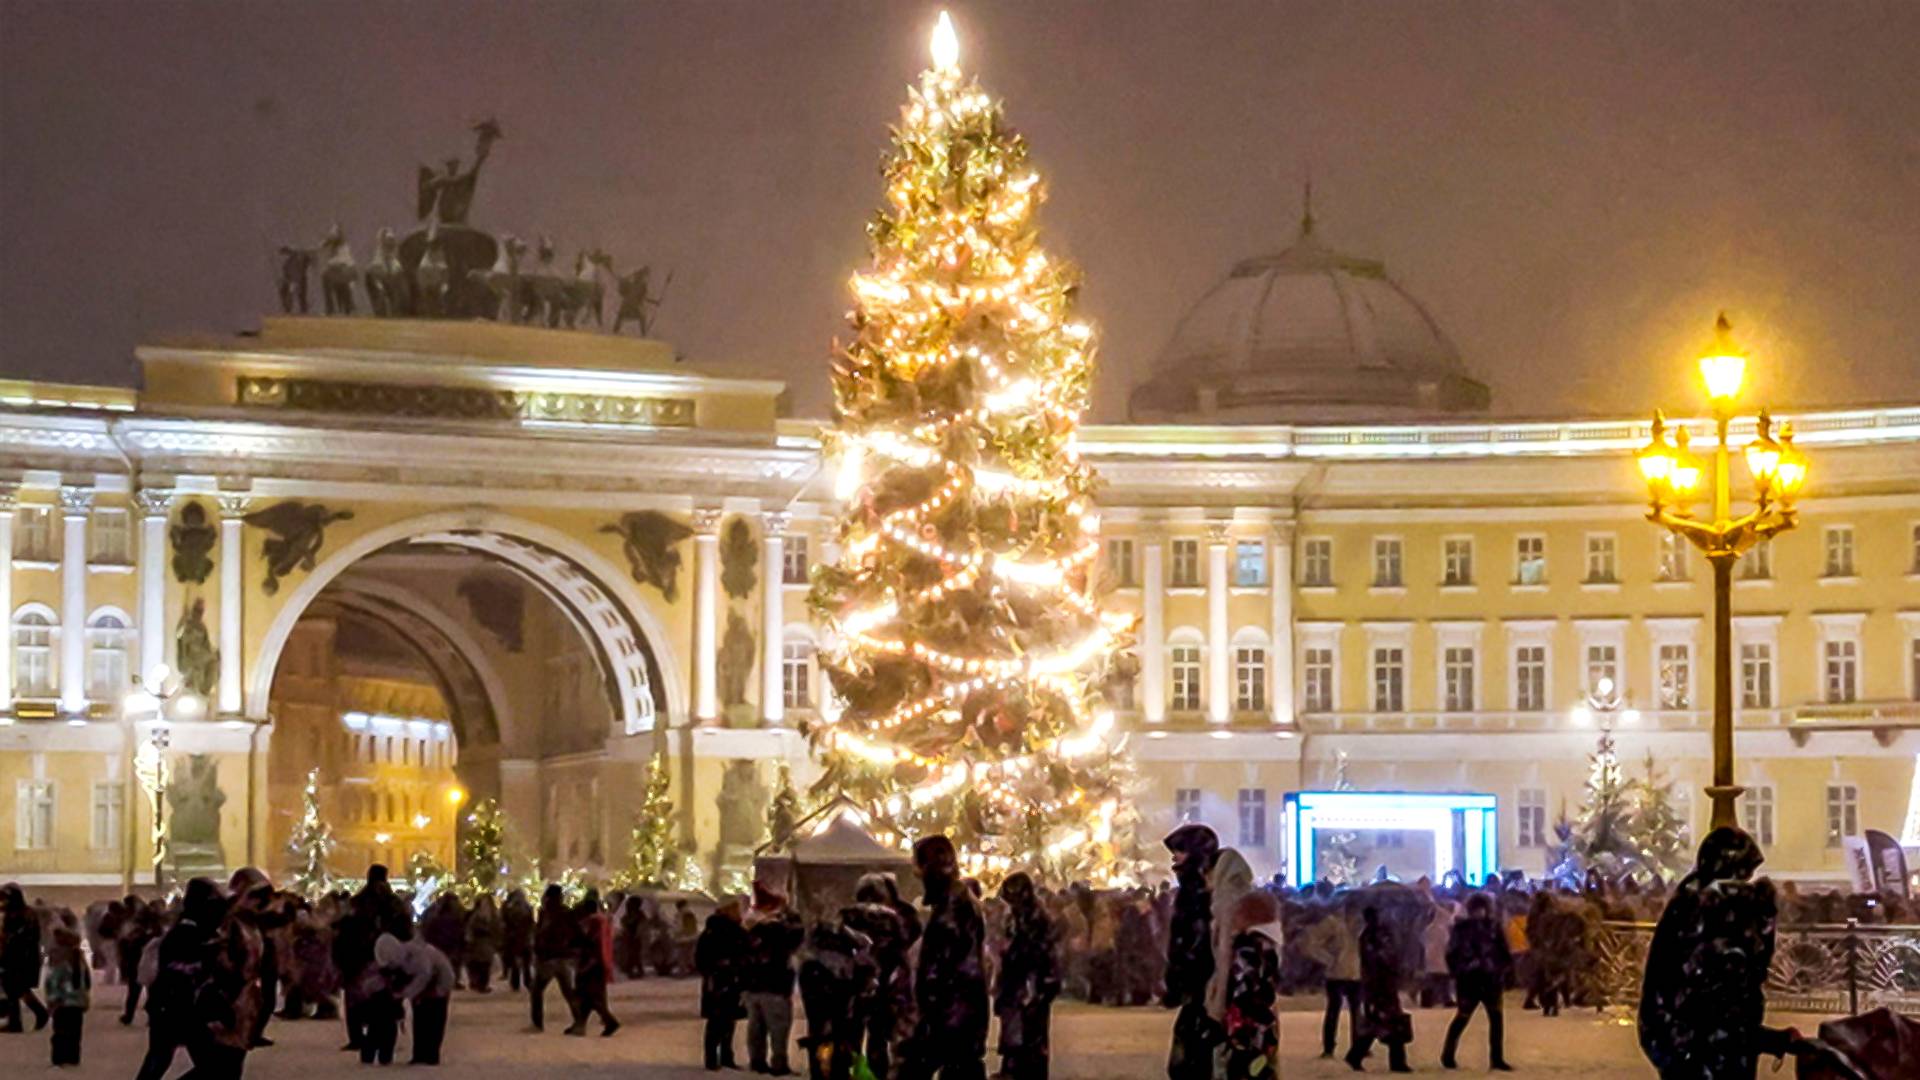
12 606 55 698
86 609 132 699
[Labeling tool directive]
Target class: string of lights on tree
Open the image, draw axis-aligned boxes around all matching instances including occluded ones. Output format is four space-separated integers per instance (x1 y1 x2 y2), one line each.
808 12 1141 884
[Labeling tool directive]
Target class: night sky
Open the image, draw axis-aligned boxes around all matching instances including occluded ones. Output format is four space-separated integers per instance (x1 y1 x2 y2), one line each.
3 1 1917 420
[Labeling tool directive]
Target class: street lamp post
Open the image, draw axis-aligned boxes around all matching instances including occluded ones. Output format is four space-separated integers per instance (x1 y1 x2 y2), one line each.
123 664 207 892
1636 315 1809 833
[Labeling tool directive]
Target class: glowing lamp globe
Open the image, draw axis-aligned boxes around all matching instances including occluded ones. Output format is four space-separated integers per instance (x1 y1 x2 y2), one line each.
1697 313 1747 407
1773 424 1809 500
1744 411 1783 488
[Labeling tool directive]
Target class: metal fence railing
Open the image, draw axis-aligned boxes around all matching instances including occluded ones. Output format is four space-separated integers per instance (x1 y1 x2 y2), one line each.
1597 919 1920 1017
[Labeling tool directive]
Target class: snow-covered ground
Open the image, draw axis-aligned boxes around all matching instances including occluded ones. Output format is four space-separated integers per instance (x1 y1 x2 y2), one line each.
0 979 1816 1077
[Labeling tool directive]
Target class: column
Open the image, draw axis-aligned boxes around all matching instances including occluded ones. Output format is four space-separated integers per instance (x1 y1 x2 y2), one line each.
0 485 15 710
692 508 722 724
135 489 171 684
1140 535 1165 724
217 492 248 715
1207 522 1231 725
58 485 92 716
1270 522 1296 729
761 512 789 726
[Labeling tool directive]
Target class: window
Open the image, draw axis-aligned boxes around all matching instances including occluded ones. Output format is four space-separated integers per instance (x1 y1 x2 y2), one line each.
1657 532 1689 582
1174 788 1202 825
1106 538 1136 587
1584 534 1618 584
1443 646 1476 712
1824 526 1855 578
89 508 130 564
1170 539 1201 588
1657 643 1692 709
1824 639 1858 703
1372 538 1403 588
87 612 130 698
1301 538 1333 587
781 536 809 585
1741 785 1775 846
15 779 54 850
12 610 53 697
1515 536 1546 585
1233 646 1266 713
1237 788 1267 847
1517 788 1548 847
1372 647 1405 712
1740 642 1774 708
1443 538 1474 587
14 506 53 562
1739 541 1773 580
1170 645 1202 712
1303 648 1334 713
1585 644 1619 697
781 641 813 709
91 782 123 851
1514 645 1547 711
1826 784 1859 847
1233 541 1266 587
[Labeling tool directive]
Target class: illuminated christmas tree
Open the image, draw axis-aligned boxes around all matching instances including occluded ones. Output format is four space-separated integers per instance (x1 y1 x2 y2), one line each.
1571 729 1638 876
619 754 701 889
809 12 1136 884
286 768 335 899
458 798 512 896
1631 751 1691 882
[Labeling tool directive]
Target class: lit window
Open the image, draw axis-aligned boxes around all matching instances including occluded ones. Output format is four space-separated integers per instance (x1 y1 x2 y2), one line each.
1372 538 1403 588
87 612 130 699
1233 646 1266 713
1170 645 1202 712
1657 533 1689 582
1517 787 1548 847
1658 643 1692 709
781 536 809 585
14 506 53 562
1740 642 1774 708
1824 639 1858 704
92 782 124 851
1106 538 1136 587
1585 535 1618 584
1826 784 1859 848
782 641 814 709
15 779 54 850
1233 541 1266 587
1443 646 1476 712
1372 647 1405 712
1741 785 1775 846
1738 541 1772 580
1174 788 1202 825
1515 536 1546 586
1585 644 1619 697
12 610 53 698
89 508 131 564
1514 645 1547 712
1170 540 1201 588
1302 648 1334 713
1301 538 1333 588
1824 526 1855 578
1443 538 1474 587
1237 788 1267 848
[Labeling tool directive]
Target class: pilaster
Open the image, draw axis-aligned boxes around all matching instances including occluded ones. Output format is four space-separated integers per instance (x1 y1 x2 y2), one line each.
57 485 93 715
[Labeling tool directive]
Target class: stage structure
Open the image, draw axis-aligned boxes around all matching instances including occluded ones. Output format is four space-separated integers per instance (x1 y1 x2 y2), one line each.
1284 790 1500 885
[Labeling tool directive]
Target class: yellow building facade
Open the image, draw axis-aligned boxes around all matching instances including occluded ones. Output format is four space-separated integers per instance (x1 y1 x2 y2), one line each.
1 315 1916 898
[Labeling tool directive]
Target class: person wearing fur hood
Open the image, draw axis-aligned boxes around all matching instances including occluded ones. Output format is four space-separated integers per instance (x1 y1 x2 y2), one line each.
1206 850 1284 1079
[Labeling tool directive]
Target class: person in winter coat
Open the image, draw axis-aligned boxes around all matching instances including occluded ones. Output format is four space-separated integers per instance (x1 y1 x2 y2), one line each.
133 878 223 1080
374 930 455 1065
900 834 990 1080
226 866 282 1049
500 889 535 991
1161 823 1221 1080
0 882 49 1031
420 894 468 990
201 874 269 1078
1216 889 1285 1080
1638 826 1837 1079
1346 905 1413 1073
569 890 620 1037
464 894 501 993
528 884 579 1032
333 888 383 1051
798 916 877 1080
696 899 750 1071
617 895 650 978
1420 896 1457 1008
1115 894 1160 1006
840 873 916 1079
1440 892 1514 1071
117 896 163 1025
995 872 1061 1080
743 884 803 1074
45 920 89 1067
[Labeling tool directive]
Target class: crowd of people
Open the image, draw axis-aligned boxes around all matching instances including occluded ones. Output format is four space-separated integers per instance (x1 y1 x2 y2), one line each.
0 825 1910 1078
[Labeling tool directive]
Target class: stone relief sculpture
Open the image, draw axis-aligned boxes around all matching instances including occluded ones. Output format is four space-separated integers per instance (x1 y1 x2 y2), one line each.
175 598 219 697
720 517 758 600
166 753 226 876
242 501 356 595
319 224 356 315
170 502 216 584
613 265 671 336
718 609 756 713
716 760 768 852
601 511 693 601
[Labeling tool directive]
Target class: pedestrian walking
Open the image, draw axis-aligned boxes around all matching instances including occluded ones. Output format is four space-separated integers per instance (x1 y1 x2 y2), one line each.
1346 905 1413 1073
742 884 802 1074
1440 893 1513 1071
465 894 501 993
899 835 990 1080
0 883 49 1031
45 920 89 1067
697 898 749 1071
1161 823 1221 1080
501 889 534 992
528 884 578 1032
994 872 1061 1080
569 890 620 1037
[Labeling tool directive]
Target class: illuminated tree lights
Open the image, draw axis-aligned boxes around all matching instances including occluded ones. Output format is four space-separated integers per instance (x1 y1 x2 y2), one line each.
808 13 1139 884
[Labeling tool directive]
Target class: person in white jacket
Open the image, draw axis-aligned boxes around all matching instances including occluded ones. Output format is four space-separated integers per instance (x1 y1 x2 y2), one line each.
374 932 454 1065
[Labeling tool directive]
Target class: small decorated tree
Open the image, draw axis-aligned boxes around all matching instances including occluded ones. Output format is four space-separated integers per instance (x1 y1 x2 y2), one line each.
1630 751 1692 882
286 768 335 899
623 754 682 888
458 798 512 897
1571 729 1638 877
